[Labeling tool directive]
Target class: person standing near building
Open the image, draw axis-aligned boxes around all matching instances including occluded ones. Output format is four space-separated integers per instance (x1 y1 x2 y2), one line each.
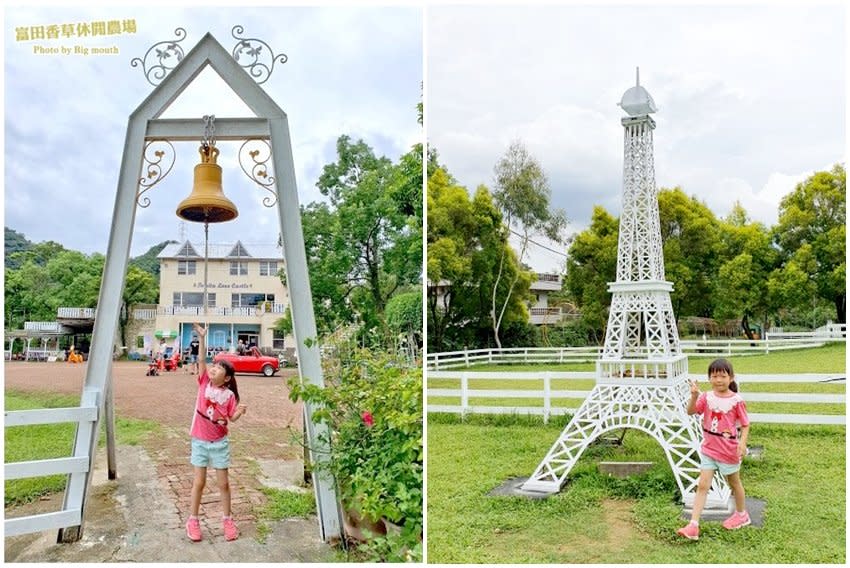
189 334 201 375
186 323 247 542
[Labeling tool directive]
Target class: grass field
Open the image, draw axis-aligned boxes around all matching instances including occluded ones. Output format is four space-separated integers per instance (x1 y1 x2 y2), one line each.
427 415 846 563
426 343 846 563
5 390 160 506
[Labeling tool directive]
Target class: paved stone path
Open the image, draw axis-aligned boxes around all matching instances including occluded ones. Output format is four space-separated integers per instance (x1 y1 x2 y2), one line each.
4 360 334 562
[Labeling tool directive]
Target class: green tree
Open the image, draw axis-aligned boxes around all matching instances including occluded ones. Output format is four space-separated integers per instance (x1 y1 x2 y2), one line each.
130 240 177 277
490 140 567 348
564 206 619 342
767 243 818 328
5 249 106 328
714 205 778 339
274 306 293 337
658 188 723 318
773 164 846 323
302 135 422 335
427 168 530 350
4 227 33 268
119 266 158 350
385 289 423 359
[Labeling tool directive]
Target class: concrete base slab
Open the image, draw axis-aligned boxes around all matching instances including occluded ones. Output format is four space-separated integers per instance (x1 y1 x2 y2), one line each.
257 458 309 493
598 461 654 478
681 497 766 527
488 477 556 499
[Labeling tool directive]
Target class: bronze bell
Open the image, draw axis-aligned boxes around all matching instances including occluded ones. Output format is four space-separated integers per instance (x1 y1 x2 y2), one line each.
176 145 239 223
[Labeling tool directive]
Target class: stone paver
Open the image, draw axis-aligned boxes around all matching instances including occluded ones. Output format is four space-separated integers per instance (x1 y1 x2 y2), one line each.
4 360 332 562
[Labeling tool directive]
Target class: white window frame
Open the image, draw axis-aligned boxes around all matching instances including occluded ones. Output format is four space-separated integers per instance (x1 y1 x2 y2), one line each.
259 261 278 276
229 261 248 276
178 260 197 275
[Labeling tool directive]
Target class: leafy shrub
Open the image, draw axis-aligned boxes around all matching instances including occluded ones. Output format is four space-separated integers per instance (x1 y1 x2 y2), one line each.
288 348 422 562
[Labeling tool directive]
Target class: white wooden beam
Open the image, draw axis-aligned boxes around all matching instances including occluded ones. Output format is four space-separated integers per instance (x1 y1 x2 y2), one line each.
4 407 96 427
146 117 270 140
6 457 90 480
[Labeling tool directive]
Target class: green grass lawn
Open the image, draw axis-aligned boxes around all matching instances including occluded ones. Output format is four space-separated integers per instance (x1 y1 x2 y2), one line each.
5 390 160 506
427 416 846 563
427 344 846 563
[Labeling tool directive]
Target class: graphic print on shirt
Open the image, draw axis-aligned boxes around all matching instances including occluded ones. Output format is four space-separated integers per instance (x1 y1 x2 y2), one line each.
705 393 738 439
203 384 233 425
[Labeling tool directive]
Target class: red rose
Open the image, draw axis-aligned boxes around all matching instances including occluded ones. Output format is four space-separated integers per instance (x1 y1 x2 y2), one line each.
361 411 374 427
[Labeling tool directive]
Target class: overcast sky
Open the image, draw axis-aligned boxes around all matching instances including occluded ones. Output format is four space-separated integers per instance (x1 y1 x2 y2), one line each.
4 6 422 257
427 4 845 273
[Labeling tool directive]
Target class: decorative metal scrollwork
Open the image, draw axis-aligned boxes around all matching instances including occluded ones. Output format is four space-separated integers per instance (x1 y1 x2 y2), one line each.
130 28 187 86
137 140 176 208
239 139 277 207
231 25 288 84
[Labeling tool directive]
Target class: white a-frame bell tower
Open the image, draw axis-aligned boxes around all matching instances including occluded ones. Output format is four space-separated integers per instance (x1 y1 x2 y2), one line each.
521 70 730 510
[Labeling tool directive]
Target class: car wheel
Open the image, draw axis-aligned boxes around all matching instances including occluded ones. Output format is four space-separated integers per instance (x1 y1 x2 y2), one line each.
262 364 275 377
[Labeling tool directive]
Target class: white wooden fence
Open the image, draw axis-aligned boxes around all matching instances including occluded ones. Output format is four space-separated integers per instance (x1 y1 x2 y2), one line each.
4 389 100 537
765 322 846 340
426 336 845 370
427 371 845 426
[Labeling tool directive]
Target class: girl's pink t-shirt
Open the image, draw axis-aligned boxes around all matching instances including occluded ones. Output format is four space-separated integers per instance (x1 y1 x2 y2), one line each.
695 390 749 465
190 371 237 441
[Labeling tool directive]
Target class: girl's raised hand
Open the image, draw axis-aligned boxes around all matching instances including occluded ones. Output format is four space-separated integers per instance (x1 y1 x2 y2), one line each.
689 379 700 396
192 322 207 337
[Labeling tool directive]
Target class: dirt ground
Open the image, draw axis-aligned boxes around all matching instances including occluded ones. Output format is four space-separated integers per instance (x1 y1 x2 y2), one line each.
4 360 335 562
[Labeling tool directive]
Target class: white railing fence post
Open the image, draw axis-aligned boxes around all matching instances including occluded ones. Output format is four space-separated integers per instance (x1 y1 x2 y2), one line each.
460 373 469 419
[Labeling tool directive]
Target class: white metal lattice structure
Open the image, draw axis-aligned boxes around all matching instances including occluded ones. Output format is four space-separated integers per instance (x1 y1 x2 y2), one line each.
522 72 730 509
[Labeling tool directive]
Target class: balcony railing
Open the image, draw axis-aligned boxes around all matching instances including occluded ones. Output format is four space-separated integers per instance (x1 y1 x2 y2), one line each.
155 303 288 317
57 307 96 319
57 303 289 322
530 273 562 292
535 273 561 283
24 322 64 332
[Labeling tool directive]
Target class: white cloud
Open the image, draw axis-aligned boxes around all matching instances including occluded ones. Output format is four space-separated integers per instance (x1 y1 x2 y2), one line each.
428 4 844 270
5 6 422 256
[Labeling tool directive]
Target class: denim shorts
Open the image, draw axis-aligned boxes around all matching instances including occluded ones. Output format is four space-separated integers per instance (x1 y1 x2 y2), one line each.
190 437 231 469
699 451 740 476
190 354 198 363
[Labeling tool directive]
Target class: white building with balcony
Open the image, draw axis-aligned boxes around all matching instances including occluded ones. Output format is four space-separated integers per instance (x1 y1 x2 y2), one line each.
135 240 291 356
429 272 569 326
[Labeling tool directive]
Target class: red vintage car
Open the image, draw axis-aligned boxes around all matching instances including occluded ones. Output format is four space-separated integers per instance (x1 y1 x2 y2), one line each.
213 347 279 376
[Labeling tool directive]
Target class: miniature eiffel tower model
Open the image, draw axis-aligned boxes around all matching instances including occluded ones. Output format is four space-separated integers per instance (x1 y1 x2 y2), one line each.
521 70 730 510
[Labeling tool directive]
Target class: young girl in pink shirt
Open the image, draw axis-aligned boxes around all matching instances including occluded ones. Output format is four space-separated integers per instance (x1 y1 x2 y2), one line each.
677 358 750 540
186 323 247 542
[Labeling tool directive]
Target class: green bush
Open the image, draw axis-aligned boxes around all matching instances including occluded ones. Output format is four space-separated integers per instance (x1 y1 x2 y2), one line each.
288 349 423 562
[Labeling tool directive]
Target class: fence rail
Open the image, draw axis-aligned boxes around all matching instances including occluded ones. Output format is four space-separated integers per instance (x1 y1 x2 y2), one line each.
766 322 847 340
426 371 845 426
4 389 99 538
426 336 845 370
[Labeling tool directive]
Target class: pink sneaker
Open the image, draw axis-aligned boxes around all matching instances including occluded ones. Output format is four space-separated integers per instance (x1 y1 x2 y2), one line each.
676 522 699 540
223 516 239 541
186 516 202 542
722 510 751 530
